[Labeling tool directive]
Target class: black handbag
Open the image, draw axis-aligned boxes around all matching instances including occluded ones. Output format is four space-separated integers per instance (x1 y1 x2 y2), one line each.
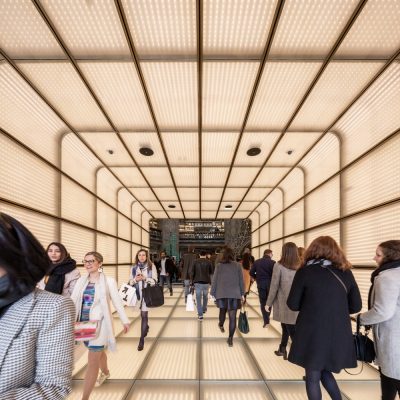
238 305 249 334
353 314 375 363
142 284 164 308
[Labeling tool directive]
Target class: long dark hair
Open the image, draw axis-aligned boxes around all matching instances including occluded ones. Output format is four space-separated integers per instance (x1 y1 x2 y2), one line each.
221 246 234 263
46 242 69 264
242 252 252 270
279 242 301 270
0 213 49 291
302 236 351 271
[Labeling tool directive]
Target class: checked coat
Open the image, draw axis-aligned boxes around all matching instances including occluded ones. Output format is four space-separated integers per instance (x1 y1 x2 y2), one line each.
0 289 75 399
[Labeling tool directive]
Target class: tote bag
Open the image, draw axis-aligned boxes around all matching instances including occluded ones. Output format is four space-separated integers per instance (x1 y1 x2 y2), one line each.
186 293 195 311
118 283 137 306
142 284 164 308
238 306 249 334
74 320 100 341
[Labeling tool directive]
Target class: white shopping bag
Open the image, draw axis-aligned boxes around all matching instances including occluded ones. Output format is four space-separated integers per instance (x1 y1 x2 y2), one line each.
186 293 195 311
119 283 137 306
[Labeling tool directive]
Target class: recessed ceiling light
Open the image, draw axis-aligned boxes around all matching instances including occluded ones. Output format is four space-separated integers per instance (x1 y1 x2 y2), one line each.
107 149 114 155
139 147 154 156
224 204 233 209
168 204 176 209
247 147 261 156
286 149 294 155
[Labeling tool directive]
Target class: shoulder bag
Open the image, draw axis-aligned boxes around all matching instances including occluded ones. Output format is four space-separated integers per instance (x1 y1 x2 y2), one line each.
74 320 101 341
142 284 164 308
238 304 250 334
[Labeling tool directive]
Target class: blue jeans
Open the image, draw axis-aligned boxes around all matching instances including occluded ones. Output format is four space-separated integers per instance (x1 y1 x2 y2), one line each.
195 283 209 317
159 275 172 292
184 279 191 301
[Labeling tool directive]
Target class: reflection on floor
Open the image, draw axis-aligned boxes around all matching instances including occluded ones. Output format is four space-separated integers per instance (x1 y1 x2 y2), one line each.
68 288 380 399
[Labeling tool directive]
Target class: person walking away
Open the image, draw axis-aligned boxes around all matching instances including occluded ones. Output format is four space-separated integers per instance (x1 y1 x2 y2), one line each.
359 240 400 400
155 251 174 296
266 242 301 359
0 213 75 399
287 236 362 400
71 251 130 400
130 249 158 351
180 246 198 302
37 242 80 296
250 249 275 327
190 250 213 320
211 246 245 347
241 252 253 299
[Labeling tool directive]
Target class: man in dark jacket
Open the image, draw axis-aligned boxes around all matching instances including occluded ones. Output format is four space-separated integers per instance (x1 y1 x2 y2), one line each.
190 250 213 320
250 249 275 327
180 247 198 302
155 251 175 296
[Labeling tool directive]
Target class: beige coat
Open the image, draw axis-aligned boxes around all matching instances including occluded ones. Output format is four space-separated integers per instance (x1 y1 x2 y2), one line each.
266 262 298 324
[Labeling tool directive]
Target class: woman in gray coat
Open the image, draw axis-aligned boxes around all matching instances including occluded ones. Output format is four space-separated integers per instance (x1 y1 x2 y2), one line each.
360 240 400 400
0 213 75 400
211 246 244 347
266 242 301 359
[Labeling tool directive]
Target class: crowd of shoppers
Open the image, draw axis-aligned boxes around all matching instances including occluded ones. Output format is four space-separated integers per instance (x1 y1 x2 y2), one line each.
2 211 399 400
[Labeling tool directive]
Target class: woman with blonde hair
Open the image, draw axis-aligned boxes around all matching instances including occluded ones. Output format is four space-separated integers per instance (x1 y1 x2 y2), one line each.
266 242 301 359
130 249 158 351
71 251 130 400
287 236 362 400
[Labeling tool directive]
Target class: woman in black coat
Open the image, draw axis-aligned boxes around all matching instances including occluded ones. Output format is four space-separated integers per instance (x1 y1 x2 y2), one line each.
287 236 362 400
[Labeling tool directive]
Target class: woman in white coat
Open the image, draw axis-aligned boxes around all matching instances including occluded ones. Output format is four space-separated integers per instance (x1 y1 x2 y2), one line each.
130 249 158 351
360 240 400 400
71 251 130 400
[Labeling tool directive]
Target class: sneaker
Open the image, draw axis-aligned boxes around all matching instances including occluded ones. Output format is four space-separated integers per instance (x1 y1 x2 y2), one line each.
95 371 110 387
198 315 203 321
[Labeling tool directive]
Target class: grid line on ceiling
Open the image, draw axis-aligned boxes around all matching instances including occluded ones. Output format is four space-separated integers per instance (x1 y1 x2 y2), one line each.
115 0 186 218
32 0 171 218
213 0 285 219
197 0 203 219
247 44 400 222
230 0 369 219
251 125 400 235
0 45 156 221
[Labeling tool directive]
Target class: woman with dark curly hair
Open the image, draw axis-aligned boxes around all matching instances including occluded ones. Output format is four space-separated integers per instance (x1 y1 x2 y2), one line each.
0 213 75 399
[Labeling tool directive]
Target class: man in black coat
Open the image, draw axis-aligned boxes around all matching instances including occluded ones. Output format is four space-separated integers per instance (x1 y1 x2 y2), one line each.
250 249 275 327
155 251 175 296
180 247 198 302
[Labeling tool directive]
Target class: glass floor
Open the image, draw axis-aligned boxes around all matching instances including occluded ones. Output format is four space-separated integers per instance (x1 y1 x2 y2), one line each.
68 288 380 399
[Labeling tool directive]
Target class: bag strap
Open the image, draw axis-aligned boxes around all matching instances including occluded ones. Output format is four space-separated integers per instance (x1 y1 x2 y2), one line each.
321 264 348 294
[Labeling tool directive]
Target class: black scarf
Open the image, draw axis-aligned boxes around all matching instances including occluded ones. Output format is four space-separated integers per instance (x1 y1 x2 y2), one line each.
0 275 31 318
368 259 400 309
45 257 77 295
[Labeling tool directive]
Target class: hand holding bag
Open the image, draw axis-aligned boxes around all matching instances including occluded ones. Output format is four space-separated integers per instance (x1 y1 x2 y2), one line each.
354 314 375 363
238 304 249 334
142 283 164 308
118 283 137 306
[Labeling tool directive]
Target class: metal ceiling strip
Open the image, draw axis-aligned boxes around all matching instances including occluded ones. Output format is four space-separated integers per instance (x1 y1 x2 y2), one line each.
32 0 169 219
197 0 203 219
114 0 185 219
231 0 369 219
0 46 155 225
213 0 286 219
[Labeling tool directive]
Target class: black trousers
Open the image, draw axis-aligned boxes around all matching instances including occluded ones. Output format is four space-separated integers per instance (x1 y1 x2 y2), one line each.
280 323 296 347
381 371 400 400
257 283 270 324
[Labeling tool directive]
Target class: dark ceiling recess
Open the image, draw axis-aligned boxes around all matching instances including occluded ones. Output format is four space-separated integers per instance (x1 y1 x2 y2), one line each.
139 147 154 156
247 147 261 156
224 204 233 209
168 204 176 208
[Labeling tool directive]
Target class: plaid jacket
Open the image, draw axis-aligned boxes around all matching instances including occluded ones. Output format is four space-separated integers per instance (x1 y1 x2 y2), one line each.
0 289 75 399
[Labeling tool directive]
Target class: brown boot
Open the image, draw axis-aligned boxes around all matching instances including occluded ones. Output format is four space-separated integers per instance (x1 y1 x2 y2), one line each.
274 345 288 360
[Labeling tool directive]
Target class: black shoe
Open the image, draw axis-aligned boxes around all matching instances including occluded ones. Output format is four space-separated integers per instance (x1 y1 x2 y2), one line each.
274 346 288 359
170 290 173 296
227 337 233 347
263 322 269 328
137 338 144 351
218 324 225 333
